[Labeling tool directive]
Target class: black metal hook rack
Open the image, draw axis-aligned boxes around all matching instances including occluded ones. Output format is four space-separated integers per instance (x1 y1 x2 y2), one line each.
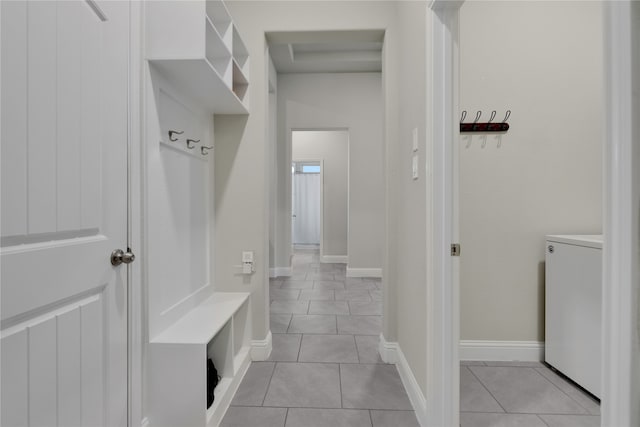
460 110 510 133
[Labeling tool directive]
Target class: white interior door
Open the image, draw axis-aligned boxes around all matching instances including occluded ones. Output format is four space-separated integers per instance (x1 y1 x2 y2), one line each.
292 164 321 245
1 1 130 426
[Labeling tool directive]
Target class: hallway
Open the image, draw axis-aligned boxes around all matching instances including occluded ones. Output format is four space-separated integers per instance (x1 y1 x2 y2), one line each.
220 247 420 427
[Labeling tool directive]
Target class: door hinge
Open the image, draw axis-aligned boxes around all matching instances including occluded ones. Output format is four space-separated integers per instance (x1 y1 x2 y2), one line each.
451 243 461 257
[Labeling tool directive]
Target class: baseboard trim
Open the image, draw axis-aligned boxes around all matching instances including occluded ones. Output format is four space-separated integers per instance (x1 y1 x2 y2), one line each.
321 255 347 264
251 331 273 361
379 335 427 426
346 267 382 278
378 333 398 364
459 340 545 362
269 267 292 278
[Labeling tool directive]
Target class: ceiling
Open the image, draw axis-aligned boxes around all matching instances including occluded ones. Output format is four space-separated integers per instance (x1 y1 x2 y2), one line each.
267 30 384 74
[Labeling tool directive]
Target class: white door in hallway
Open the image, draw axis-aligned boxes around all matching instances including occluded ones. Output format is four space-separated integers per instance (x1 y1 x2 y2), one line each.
1 1 130 425
292 163 321 245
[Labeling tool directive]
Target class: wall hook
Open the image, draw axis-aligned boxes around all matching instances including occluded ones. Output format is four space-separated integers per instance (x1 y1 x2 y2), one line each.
460 110 467 123
186 139 200 149
460 109 510 133
168 130 184 142
201 146 213 155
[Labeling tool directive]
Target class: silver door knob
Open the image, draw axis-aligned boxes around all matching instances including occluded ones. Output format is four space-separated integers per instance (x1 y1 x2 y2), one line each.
111 248 136 266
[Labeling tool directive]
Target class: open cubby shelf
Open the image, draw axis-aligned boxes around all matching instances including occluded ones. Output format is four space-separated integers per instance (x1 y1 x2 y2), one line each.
149 292 251 427
146 0 249 115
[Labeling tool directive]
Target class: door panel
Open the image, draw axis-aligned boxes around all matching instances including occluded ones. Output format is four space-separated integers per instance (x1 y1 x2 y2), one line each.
292 171 321 245
0 1 28 236
27 1 58 234
1 1 129 426
1 330 28 426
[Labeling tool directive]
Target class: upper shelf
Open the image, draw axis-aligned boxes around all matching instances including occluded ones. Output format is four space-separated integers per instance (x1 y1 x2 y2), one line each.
146 0 249 115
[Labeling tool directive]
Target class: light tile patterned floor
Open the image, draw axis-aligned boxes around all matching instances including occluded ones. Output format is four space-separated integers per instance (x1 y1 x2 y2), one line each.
460 361 601 427
221 247 419 427
222 247 601 427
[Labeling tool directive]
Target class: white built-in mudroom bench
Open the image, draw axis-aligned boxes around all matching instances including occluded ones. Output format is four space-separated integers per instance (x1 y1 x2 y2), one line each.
144 0 251 426
149 293 251 427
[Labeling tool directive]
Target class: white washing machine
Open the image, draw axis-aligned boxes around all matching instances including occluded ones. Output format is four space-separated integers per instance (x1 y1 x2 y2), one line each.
545 234 602 398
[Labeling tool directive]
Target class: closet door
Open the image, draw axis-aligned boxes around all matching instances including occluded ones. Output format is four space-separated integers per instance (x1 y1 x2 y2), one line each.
1 1 130 425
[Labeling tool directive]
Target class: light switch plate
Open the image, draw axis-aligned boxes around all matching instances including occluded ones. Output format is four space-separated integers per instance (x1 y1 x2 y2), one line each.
412 154 419 180
412 127 419 152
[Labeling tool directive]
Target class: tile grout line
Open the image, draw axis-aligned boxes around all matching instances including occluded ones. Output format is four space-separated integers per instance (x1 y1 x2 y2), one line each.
524 366 589 415
338 363 344 409
296 334 303 362
285 313 293 334
466 365 508 414
260 361 278 407
533 367 595 415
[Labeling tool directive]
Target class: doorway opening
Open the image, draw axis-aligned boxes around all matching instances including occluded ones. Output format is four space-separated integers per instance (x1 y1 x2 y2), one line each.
292 160 322 252
291 129 349 264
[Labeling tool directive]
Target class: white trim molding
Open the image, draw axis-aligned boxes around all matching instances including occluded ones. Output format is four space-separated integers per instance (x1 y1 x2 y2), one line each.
378 335 428 427
459 340 544 362
321 255 347 264
378 333 398 364
427 1 464 426
251 331 273 361
346 267 382 278
602 2 639 426
269 267 292 278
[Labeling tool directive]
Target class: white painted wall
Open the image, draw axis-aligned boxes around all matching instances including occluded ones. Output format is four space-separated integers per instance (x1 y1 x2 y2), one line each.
278 73 384 270
293 130 349 258
392 0 430 396
459 1 603 342
268 56 278 270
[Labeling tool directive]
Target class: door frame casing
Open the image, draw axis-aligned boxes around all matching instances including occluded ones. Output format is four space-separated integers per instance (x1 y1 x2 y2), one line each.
426 1 463 426
129 1 144 426
602 1 639 425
